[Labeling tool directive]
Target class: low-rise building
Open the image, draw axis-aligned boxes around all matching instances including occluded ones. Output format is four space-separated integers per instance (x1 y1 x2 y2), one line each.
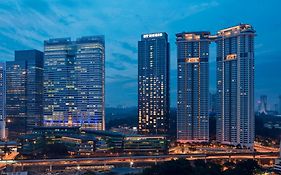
17 134 44 155
17 126 169 156
82 129 124 152
60 135 96 155
123 136 167 155
0 141 17 156
32 126 80 136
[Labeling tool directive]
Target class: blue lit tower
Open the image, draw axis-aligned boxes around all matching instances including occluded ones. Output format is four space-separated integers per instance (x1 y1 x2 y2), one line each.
44 36 105 130
75 36 105 130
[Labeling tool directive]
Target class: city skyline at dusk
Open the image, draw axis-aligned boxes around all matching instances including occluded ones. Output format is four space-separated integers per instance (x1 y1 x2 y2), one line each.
1 1 281 174
0 0 280 107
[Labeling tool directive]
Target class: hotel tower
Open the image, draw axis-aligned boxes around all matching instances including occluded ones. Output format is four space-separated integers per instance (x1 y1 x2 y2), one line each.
138 32 170 135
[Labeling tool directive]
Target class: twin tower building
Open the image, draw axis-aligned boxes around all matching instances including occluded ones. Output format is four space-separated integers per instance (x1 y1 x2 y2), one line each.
138 24 255 147
1 36 105 139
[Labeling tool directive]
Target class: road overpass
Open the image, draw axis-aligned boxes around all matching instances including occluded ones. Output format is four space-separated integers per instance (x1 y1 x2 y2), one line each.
0 152 278 169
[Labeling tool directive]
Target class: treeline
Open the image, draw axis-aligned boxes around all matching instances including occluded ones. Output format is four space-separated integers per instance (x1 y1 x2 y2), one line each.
138 159 264 175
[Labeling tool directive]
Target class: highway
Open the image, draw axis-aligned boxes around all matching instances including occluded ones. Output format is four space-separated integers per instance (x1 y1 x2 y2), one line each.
0 152 278 168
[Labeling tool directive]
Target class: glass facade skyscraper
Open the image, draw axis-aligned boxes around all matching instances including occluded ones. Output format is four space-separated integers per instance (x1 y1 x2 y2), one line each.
216 24 255 147
75 37 105 130
44 36 105 130
43 38 75 128
6 50 44 138
176 32 210 142
138 32 170 135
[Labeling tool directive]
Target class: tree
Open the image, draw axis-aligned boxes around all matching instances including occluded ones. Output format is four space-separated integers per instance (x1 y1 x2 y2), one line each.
142 158 193 175
42 143 68 157
140 159 263 175
82 171 97 175
141 159 222 175
192 160 222 175
223 160 263 175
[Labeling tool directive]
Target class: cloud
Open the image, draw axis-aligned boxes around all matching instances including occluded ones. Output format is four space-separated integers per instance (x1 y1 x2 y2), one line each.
118 41 137 53
112 53 137 64
106 61 127 71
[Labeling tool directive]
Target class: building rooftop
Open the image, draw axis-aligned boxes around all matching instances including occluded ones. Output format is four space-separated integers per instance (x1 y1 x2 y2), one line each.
141 32 168 40
44 37 72 45
176 31 210 41
18 133 42 140
176 31 210 36
45 36 105 45
83 129 125 137
62 134 97 141
76 35 105 44
33 126 81 130
217 24 255 36
0 141 17 146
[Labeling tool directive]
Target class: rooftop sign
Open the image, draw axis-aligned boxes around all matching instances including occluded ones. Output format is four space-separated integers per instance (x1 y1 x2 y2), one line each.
143 33 163 38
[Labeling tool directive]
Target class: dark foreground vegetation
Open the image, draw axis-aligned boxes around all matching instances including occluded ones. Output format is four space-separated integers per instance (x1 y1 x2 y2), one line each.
139 159 263 175
82 159 265 175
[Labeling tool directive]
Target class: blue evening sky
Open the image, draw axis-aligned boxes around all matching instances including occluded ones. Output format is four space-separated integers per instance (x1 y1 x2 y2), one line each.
0 0 280 108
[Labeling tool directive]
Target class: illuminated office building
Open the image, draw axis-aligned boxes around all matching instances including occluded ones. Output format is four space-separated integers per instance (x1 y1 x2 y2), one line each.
138 32 170 135
6 50 44 137
216 24 255 147
44 36 105 130
176 32 210 142
76 36 105 130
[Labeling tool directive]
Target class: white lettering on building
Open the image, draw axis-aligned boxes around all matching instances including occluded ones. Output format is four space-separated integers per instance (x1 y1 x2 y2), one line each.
143 33 163 38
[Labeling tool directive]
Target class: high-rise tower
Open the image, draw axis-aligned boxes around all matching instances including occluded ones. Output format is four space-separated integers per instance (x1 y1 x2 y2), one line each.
44 36 105 130
138 32 170 135
216 24 255 147
75 36 105 130
176 32 210 142
6 50 44 138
